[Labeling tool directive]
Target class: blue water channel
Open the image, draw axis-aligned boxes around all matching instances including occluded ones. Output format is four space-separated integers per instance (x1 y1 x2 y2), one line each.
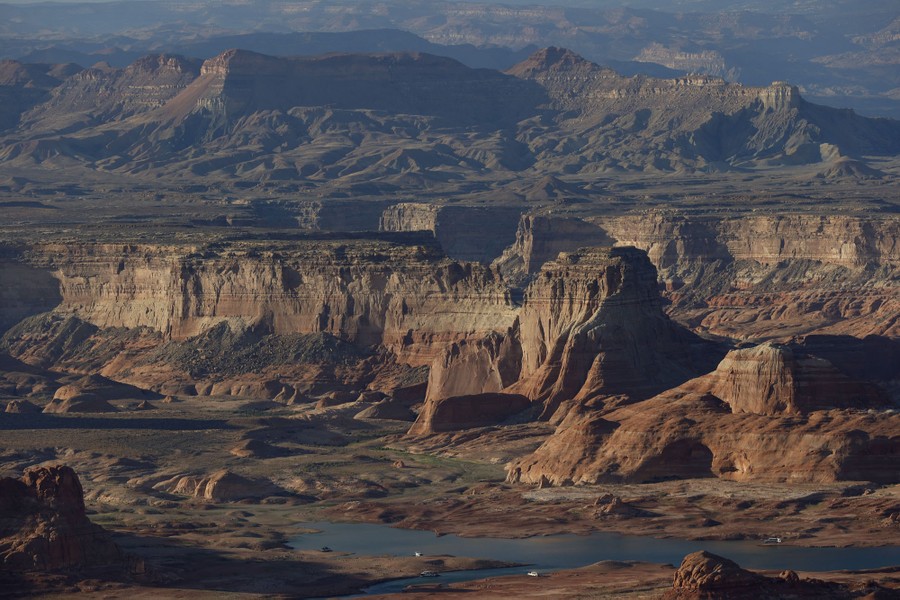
291 521 900 595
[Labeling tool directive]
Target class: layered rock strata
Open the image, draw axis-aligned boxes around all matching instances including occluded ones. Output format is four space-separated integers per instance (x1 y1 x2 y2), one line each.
692 343 887 415
495 211 900 340
508 340 896 485
7 236 516 367
380 203 522 263
414 246 718 432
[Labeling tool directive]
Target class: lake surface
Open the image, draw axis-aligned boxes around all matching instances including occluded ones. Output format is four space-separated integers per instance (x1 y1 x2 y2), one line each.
291 521 900 596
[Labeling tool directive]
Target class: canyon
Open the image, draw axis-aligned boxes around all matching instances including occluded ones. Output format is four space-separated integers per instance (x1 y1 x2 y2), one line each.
0 17 898 598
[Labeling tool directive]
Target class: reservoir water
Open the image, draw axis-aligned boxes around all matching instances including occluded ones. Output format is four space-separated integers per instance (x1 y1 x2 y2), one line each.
291 521 900 595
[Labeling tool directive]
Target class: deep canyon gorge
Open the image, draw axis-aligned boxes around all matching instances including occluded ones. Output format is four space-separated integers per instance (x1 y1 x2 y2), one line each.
1 4 899 595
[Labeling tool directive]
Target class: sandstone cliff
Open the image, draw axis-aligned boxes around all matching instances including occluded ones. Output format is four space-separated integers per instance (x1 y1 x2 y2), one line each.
494 211 900 341
508 339 896 486
688 343 887 416
8 236 515 366
415 246 719 433
0 235 519 399
509 247 712 416
380 203 522 263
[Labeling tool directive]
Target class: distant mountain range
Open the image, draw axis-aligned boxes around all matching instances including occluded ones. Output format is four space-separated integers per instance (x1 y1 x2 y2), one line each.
1 47 897 192
2 0 898 119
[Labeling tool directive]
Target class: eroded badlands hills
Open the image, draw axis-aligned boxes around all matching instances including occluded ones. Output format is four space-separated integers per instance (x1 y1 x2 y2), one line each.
0 45 899 598
2 47 900 189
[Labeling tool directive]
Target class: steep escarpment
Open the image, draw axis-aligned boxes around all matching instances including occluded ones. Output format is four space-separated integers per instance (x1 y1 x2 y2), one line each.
509 47 900 171
493 213 614 282
19 54 201 131
494 211 900 340
380 203 522 263
413 246 719 433
11 236 514 363
0 248 62 334
509 247 713 414
1 234 518 399
601 212 900 339
2 47 898 183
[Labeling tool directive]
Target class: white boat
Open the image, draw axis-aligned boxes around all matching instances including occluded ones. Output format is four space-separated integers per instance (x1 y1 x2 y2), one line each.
527 571 539 577
763 537 782 544
420 570 440 577
414 552 422 557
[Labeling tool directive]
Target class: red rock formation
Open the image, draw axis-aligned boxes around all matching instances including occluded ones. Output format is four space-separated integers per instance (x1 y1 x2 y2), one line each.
664 550 887 599
508 247 713 417
418 246 717 433
159 469 281 502
509 387 899 485
408 393 531 435
686 343 887 416
425 330 522 402
0 465 122 571
670 551 762 595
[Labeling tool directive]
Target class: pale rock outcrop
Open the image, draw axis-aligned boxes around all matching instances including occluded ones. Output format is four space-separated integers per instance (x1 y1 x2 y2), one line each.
354 399 416 421
52 374 158 403
42 394 118 414
5 399 41 413
230 439 289 458
161 469 280 502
